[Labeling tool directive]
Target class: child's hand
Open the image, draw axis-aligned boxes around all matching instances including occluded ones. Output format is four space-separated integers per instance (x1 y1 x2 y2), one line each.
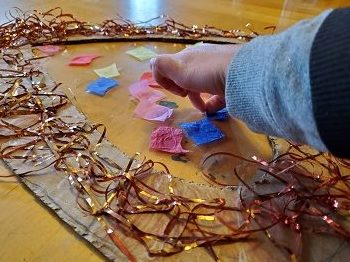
150 44 241 113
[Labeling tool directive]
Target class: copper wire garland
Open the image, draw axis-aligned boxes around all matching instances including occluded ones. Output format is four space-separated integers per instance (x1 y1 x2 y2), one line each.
1 8 350 262
0 7 262 49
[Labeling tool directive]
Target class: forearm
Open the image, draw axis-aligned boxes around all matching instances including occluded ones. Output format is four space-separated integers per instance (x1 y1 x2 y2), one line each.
225 10 332 152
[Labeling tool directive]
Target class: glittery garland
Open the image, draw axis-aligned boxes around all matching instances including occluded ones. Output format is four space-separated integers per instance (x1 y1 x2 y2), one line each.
0 7 273 48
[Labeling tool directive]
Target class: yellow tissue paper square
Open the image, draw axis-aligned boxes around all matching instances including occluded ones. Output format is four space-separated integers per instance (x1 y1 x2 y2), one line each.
94 63 120 78
126 46 157 61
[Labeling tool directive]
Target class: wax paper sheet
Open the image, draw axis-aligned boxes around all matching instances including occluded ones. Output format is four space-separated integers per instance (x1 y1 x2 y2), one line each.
1 46 349 262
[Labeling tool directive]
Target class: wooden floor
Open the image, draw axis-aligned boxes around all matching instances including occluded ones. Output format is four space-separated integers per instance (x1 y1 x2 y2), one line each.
0 1 349 261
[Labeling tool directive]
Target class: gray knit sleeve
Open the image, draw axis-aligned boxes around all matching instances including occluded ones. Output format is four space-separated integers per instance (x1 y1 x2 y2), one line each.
225 10 332 151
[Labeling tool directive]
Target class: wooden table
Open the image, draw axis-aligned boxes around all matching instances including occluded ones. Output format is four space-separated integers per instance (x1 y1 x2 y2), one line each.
0 1 348 261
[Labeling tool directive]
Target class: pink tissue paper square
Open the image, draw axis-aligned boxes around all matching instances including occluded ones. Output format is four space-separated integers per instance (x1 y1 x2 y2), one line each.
36 45 61 56
69 54 100 66
134 100 173 122
150 126 189 154
140 72 161 88
128 80 166 102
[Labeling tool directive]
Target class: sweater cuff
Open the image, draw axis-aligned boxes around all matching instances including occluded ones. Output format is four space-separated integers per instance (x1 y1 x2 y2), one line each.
225 10 331 151
225 35 278 136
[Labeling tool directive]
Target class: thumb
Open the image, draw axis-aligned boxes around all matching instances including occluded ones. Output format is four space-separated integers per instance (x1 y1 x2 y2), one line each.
205 95 226 114
151 54 182 82
151 55 188 96
188 91 206 112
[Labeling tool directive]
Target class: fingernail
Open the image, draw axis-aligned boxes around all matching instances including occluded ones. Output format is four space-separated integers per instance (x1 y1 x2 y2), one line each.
150 58 155 68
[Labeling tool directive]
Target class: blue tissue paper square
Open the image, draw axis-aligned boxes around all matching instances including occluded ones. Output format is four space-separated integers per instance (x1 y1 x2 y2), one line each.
206 108 229 121
86 77 119 96
179 118 224 146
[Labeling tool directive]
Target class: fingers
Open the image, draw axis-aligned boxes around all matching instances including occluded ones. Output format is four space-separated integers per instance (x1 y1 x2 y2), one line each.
188 91 206 112
154 74 188 97
150 54 226 114
205 95 226 114
151 55 187 96
150 55 180 79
